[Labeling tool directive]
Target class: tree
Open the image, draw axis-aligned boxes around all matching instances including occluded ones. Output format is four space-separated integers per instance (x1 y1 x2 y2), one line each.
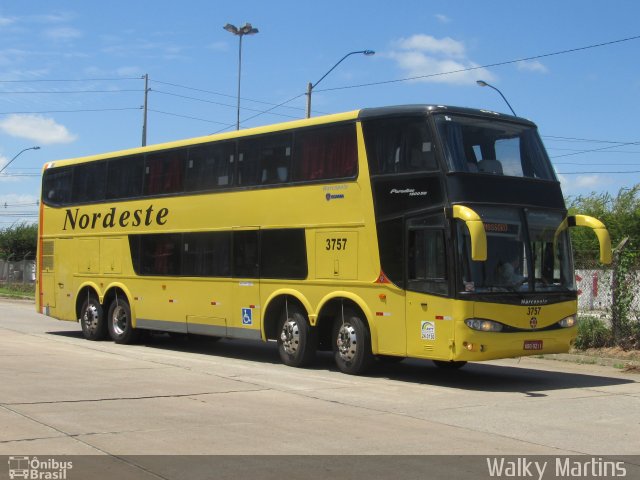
0 222 38 259
566 185 640 265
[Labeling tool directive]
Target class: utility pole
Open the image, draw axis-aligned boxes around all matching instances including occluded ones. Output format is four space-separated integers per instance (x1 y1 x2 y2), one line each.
142 74 149 146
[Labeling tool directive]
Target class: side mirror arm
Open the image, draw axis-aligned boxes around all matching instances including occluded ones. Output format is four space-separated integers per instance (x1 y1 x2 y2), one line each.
450 205 487 261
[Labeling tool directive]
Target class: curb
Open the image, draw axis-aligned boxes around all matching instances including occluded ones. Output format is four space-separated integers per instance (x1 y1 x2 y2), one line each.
540 353 640 369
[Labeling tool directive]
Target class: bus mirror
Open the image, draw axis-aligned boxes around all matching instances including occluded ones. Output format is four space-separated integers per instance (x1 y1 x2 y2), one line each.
570 215 613 265
452 205 487 262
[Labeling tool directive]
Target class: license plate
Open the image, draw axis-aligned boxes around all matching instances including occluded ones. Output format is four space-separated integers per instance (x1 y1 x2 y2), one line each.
524 340 543 350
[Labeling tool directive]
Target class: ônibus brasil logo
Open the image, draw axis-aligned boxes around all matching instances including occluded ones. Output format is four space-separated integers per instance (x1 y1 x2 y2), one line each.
8 456 73 479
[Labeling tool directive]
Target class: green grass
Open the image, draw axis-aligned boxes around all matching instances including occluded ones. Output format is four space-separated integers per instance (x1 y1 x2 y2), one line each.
0 283 35 299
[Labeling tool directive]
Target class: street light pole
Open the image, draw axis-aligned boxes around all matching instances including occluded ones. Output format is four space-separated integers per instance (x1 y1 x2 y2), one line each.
224 22 259 130
476 80 517 116
0 146 41 175
306 50 375 118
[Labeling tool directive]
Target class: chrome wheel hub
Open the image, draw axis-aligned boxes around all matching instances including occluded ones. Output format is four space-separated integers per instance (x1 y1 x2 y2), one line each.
112 305 128 336
337 323 357 362
280 319 300 355
83 304 99 333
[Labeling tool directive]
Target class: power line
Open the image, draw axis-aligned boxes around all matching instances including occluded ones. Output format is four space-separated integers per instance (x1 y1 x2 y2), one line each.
0 107 141 115
151 79 314 114
548 147 640 154
148 109 230 125
1 201 39 207
314 34 640 92
211 93 306 134
554 162 640 166
0 89 141 94
0 76 143 83
0 173 40 177
152 89 300 119
542 135 632 144
550 140 640 159
557 170 640 175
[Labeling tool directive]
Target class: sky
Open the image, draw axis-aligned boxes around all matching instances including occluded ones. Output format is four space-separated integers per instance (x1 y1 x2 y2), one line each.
1 0 639 226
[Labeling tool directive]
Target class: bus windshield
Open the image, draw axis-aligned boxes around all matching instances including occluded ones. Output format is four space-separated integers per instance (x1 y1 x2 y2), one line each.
457 207 575 294
434 114 556 180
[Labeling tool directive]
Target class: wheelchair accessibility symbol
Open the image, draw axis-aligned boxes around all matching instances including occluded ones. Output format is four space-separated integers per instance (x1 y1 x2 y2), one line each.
242 308 253 325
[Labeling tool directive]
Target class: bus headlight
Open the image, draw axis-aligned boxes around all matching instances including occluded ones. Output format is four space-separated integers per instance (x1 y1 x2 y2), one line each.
558 315 577 328
465 318 504 332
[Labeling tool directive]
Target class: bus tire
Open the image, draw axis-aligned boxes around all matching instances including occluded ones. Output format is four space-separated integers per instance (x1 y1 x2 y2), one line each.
107 297 139 344
277 303 317 368
432 360 467 369
332 310 374 375
80 295 107 341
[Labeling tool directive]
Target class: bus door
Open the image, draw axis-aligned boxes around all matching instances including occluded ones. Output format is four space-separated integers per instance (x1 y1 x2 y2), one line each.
405 216 455 360
54 238 76 320
230 228 262 340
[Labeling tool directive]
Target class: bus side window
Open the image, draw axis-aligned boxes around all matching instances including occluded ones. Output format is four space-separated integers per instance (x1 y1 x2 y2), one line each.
260 229 307 279
363 117 437 174
73 161 107 203
182 232 231 277
407 228 448 295
139 234 181 276
233 230 259 278
43 167 73 205
238 134 291 187
144 148 186 195
185 142 235 191
106 155 144 200
293 124 357 181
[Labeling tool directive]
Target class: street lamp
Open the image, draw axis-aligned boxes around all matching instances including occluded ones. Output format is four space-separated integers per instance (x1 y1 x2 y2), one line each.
306 50 375 118
223 22 259 130
0 146 41 175
476 80 517 116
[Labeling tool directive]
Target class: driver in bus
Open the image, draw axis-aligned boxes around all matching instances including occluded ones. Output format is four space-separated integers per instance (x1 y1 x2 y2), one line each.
498 254 525 286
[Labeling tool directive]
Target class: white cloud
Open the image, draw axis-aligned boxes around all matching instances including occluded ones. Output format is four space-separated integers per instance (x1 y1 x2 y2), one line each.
388 34 494 85
44 27 82 41
517 60 549 74
394 34 466 58
435 14 451 24
0 115 77 145
0 16 15 27
116 66 143 77
207 41 229 52
558 174 613 195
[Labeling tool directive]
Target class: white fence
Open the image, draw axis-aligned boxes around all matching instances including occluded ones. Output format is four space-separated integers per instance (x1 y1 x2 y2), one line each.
0 258 36 284
576 268 640 315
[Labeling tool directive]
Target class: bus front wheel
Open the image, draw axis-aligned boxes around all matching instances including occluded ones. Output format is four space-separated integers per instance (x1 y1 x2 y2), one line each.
277 303 317 368
332 310 374 375
107 297 139 344
80 294 107 341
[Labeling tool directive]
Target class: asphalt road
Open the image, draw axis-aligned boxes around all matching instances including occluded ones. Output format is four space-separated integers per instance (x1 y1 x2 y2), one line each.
1 298 639 459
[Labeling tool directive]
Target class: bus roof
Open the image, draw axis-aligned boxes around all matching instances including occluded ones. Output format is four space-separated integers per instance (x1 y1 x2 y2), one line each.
43 104 536 170
358 104 536 126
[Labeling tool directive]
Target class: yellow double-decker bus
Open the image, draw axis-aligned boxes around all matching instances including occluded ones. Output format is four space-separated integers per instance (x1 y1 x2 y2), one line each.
36 105 612 374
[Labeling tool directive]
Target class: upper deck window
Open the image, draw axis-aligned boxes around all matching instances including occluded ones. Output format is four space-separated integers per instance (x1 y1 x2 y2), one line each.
144 148 186 195
292 123 357 181
434 114 555 180
363 117 438 175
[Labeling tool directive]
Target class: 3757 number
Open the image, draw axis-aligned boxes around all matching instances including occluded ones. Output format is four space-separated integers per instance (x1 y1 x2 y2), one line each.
326 238 348 250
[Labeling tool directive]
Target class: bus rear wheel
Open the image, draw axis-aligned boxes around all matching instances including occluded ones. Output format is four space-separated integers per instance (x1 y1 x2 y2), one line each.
107 296 139 344
332 310 374 375
80 294 107 341
277 303 317 368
